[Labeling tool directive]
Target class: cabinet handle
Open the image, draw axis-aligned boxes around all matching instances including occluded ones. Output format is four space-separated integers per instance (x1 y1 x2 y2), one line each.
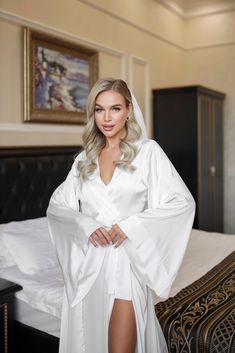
210 165 216 177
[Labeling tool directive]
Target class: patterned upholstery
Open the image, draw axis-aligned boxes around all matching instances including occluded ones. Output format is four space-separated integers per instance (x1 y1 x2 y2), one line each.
155 251 235 353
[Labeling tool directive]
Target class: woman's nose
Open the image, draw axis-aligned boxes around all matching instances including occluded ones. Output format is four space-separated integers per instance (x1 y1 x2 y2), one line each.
104 111 111 121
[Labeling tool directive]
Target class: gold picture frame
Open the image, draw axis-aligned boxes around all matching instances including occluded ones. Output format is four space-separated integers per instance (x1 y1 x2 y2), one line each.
24 27 98 124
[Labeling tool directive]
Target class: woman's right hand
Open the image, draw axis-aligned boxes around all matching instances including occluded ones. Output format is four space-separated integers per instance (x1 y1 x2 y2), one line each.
89 227 113 247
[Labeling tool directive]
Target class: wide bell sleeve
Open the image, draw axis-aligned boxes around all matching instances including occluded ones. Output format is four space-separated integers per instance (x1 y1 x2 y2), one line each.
117 141 196 299
47 156 105 307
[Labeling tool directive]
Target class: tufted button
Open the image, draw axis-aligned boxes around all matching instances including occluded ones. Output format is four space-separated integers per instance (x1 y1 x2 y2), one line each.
52 161 58 171
10 184 17 194
18 161 25 173
28 182 35 191
38 200 44 210
36 161 43 171
20 203 26 213
0 163 6 174
46 180 51 189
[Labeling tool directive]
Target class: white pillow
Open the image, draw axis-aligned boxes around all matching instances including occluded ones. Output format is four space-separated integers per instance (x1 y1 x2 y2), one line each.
0 224 16 268
1 217 59 275
0 242 16 268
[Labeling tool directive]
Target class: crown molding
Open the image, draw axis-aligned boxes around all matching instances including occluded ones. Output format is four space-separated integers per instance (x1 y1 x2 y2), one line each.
156 0 235 18
156 0 185 17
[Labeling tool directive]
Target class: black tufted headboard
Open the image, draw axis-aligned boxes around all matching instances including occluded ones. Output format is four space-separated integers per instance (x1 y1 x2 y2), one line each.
0 146 81 223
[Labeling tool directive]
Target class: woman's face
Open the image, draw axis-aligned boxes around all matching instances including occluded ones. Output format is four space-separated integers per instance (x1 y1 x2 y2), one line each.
94 90 131 140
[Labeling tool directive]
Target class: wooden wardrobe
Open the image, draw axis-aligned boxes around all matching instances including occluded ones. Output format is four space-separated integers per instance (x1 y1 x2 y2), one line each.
153 86 225 232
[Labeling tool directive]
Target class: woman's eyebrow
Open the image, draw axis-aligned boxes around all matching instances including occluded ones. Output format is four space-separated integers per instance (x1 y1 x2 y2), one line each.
95 103 122 108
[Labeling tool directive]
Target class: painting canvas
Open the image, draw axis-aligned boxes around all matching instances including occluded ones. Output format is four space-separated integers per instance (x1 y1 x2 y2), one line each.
24 28 98 124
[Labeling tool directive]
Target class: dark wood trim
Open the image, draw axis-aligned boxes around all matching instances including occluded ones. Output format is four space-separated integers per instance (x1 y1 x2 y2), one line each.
153 85 225 99
0 146 81 157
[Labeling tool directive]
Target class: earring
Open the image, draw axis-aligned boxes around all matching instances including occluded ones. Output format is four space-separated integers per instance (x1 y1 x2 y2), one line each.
126 116 129 121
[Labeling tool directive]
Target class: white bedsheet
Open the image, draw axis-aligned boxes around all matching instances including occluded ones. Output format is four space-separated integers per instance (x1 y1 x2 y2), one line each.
16 297 61 337
0 265 63 318
169 228 235 297
1 228 235 335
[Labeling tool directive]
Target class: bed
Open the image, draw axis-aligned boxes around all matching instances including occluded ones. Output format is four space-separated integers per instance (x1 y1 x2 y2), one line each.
0 146 234 353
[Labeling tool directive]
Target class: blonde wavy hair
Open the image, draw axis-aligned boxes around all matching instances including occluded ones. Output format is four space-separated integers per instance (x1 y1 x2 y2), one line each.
77 78 142 180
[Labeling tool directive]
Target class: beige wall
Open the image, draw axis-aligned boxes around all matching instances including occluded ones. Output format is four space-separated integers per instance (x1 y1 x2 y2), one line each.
184 11 235 49
0 1 235 232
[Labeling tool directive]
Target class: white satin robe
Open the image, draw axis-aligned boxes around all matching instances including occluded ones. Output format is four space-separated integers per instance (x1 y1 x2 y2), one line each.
47 139 195 353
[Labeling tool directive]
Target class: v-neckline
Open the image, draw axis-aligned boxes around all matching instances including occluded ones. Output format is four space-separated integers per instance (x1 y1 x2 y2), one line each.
97 157 118 187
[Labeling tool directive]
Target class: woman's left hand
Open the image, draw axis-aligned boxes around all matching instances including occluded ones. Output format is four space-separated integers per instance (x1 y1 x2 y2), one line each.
109 224 127 248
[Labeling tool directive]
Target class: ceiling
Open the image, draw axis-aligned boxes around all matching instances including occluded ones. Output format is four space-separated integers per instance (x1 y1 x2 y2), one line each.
156 0 235 17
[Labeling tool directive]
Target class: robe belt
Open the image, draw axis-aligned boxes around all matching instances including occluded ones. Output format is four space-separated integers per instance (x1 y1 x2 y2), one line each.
104 245 132 300
105 246 118 295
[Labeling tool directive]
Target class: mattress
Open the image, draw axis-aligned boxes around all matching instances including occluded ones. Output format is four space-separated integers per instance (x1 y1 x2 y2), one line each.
1 225 235 337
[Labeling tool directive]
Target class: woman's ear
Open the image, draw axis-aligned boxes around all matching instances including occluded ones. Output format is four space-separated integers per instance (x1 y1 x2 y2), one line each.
128 103 132 116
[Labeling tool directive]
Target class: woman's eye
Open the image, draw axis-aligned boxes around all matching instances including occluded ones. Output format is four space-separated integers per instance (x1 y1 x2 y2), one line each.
95 108 103 113
113 107 120 112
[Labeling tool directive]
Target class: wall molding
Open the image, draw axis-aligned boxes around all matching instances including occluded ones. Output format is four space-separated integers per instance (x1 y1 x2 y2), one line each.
157 0 235 18
186 40 235 52
128 56 151 138
0 123 84 134
0 9 126 58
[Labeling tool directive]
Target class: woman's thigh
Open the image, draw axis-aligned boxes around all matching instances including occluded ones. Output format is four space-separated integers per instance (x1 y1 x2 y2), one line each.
108 299 137 353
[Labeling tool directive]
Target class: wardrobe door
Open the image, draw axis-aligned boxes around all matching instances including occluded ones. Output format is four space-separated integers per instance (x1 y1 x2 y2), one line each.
198 95 212 231
212 99 223 232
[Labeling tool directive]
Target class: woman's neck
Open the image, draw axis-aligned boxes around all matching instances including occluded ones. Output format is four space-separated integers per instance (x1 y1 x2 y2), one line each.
105 137 120 150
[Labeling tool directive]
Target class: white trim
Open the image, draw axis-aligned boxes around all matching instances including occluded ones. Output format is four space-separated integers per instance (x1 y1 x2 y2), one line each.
0 123 84 134
156 0 235 18
0 9 126 58
120 55 128 80
128 56 152 138
156 0 185 17
186 41 235 52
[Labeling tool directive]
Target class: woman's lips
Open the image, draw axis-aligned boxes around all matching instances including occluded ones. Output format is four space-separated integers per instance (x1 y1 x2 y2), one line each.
102 125 114 131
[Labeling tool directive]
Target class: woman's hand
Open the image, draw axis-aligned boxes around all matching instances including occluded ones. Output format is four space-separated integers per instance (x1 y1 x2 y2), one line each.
89 227 112 247
109 224 127 248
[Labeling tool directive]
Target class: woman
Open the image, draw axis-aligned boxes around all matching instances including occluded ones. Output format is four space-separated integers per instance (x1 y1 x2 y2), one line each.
47 78 195 353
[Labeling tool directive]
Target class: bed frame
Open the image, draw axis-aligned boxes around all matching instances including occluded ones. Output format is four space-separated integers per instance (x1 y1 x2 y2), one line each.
0 146 81 353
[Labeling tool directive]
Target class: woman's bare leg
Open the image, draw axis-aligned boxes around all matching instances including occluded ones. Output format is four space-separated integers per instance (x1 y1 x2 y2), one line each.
108 299 137 353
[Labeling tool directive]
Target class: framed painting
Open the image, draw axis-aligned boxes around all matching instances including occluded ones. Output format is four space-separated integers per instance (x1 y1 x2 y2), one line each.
23 27 98 124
